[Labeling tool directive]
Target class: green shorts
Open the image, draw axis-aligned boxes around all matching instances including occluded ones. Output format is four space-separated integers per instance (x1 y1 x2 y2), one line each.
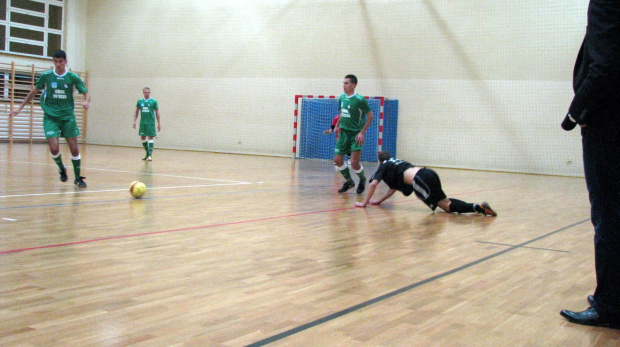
139 123 157 137
43 114 80 139
334 128 363 156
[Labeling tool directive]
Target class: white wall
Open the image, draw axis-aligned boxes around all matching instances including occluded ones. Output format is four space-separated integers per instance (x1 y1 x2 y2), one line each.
82 1 587 175
64 0 88 72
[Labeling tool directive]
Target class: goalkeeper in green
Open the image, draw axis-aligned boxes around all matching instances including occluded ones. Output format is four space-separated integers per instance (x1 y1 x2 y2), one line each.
10 50 90 187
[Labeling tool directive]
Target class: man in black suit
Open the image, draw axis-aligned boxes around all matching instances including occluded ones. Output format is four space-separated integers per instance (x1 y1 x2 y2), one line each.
560 0 620 329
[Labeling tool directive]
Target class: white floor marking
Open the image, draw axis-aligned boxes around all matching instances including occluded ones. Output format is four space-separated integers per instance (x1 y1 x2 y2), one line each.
0 182 251 199
0 159 245 183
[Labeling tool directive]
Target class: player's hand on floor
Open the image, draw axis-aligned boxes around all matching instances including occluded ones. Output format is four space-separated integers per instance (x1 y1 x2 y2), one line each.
354 202 366 208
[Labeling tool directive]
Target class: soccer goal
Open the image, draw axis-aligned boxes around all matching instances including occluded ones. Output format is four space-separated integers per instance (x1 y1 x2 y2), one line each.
292 95 398 162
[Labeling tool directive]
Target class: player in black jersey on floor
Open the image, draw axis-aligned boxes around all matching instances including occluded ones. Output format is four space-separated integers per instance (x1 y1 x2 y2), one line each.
354 151 497 216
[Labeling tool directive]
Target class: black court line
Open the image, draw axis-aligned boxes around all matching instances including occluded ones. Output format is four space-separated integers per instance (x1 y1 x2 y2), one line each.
245 218 590 347
476 241 571 253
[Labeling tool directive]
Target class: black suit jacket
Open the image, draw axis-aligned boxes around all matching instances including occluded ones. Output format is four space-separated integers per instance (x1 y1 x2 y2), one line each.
568 0 620 126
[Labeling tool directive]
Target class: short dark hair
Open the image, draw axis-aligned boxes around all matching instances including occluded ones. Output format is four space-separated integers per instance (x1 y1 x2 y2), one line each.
378 151 391 162
52 49 67 60
52 50 67 59
345 74 358 84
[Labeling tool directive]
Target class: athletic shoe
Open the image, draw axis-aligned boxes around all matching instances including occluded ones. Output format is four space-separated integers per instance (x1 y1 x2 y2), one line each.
142 155 148 160
478 202 497 216
147 156 152 161
356 180 366 194
59 168 68 182
338 181 355 193
74 176 87 187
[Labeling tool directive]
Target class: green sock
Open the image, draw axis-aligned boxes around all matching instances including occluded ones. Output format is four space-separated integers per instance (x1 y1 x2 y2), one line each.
52 154 65 170
148 141 154 156
142 141 149 156
356 169 366 182
339 167 354 183
71 158 81 178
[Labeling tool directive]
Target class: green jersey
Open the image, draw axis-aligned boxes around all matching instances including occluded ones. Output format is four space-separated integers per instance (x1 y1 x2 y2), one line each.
339 93 371 132
35 70 88 119
136 98 158 125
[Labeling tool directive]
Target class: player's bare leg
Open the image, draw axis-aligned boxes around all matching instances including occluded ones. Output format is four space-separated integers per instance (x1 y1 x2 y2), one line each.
437 198 452 213
334 154 344 167
350 151 361 171
48 137 60 155
66 136 80 157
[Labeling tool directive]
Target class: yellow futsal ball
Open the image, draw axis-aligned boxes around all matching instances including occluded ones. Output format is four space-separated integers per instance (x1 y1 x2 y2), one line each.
129 181 147 199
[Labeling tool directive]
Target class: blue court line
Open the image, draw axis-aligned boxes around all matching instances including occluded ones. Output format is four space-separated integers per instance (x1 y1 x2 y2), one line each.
244 218 590 347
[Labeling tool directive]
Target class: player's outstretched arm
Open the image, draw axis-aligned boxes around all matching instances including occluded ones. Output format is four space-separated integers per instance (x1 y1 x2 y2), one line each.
371 189 396 205
355 180 380 207
10 88 39 116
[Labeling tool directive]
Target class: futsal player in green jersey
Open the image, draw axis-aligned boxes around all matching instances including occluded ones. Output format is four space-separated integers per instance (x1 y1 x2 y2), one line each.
133 87 161 161
333 75 374 194
10 50 90 187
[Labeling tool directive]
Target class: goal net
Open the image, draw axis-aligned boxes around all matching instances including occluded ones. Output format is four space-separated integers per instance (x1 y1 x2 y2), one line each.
293 95 398 162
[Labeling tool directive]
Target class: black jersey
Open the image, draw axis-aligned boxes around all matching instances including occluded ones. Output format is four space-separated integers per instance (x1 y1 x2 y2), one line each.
370 158 415 196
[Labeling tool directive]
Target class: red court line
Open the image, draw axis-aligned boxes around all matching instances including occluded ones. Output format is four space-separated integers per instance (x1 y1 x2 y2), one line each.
0 206 353 255
1 185 514 255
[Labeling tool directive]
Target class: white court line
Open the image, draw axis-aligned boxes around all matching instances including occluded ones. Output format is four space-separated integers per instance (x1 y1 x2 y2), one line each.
0 182 251 199
86 167 245 183
0 159 246 183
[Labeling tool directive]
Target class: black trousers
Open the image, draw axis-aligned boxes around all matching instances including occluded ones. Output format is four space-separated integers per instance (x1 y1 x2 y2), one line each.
582 119 620 320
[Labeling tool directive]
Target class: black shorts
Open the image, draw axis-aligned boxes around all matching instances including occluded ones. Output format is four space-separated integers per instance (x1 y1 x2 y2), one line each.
412 168 447 211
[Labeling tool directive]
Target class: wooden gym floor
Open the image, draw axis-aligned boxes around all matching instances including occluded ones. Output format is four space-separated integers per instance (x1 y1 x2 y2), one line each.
1 143 619 346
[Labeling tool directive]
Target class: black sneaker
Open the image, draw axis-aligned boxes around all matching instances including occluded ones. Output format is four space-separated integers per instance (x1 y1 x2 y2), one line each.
338 181 355 193
478 202 497 216
142 155 148 160
74 176 87 187
356 180 366 194
59 168 68 182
